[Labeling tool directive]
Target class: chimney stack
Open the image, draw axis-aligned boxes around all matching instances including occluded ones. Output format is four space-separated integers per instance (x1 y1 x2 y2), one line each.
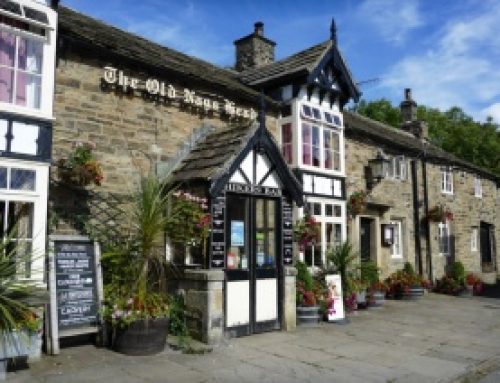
234 22 276 72
400 88 428 139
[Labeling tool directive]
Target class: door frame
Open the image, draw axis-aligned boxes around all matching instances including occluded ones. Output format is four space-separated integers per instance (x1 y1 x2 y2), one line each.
224 193 282 337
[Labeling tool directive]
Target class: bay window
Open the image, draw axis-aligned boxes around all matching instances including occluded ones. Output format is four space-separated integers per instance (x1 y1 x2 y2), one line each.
281 123 292 164
0 27 43 109
300 103 343 173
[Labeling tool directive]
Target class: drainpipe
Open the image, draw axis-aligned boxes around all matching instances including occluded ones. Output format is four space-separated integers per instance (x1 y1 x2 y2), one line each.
411 160 422 275
422 159 433 282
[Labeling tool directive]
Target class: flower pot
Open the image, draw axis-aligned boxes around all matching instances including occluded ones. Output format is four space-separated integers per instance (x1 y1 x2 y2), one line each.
296 305 320 327
370 290 386 307
403 286 424 300
356 290 368 309
112 317 169 356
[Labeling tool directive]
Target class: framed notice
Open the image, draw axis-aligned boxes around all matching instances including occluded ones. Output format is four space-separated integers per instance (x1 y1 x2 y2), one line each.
325 274 345 322
47 235 103 355
231 221 245 246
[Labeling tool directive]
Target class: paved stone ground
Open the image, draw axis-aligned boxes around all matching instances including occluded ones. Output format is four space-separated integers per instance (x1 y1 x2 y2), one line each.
5 293 500 383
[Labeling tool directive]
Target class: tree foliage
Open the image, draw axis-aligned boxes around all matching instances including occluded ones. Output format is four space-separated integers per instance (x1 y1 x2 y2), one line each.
352 99 500 176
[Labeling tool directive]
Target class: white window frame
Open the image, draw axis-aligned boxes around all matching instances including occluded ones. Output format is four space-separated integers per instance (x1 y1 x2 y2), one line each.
441 167 453 194
438 221 451 256
390 220 403 258
302 197 346 267
474 176 482 198
0 158 48 282
471 227 478 252
386 156 407 181
0 0 57 120
298 101 344 176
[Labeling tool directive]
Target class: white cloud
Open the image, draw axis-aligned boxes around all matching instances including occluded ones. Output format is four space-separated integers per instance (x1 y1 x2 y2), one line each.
358 0 423 44
381 1 500 122
480 103 500 122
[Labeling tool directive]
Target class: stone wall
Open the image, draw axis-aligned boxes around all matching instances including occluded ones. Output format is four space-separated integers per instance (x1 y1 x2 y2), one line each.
345 139 416 278
51 51 278 236
345 134 499 282
426 164 498 281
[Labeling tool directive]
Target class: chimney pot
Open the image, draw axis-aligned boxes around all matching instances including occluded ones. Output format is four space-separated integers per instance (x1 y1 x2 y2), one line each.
254 21 264 36
405 88 412 101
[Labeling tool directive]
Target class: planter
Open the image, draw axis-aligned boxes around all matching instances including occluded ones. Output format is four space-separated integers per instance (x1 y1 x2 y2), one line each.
296 305 320 327
356 290 368 309
459 285 474 297
112 317 169 356
403 286 425 300
0 330 41 360
370 290 386 307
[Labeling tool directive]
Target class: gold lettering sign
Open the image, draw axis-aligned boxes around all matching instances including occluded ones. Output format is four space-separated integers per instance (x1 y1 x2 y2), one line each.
102 66 257 120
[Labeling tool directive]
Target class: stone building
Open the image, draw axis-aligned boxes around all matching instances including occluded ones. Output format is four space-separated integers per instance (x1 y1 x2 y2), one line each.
344 90 499 283
31 4 500 344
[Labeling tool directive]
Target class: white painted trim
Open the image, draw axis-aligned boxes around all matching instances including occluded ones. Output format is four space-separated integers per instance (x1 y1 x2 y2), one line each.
255 278 277 322
226 281 250 327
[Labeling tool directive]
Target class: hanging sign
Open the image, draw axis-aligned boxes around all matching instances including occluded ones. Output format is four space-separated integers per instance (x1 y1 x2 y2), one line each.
210 195 226 268
47 235 103 355
325 274 345 322
282 197 293 265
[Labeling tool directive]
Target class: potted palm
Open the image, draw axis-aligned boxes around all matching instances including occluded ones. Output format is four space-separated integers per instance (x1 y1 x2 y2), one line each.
101 175 171 355
1 233 47 374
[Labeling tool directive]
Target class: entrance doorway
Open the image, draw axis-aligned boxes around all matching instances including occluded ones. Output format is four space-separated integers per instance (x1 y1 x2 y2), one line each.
360 217 373 262
225 193 281 336
480 222 495 271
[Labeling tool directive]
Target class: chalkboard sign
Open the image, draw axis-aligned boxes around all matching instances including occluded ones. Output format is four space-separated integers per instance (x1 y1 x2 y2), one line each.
47 235 103 355
210 194 226 268
282 197 294 265
55 241 98 329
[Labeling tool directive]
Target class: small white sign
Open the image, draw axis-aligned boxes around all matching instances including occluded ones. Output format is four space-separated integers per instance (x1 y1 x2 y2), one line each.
325 274 345 322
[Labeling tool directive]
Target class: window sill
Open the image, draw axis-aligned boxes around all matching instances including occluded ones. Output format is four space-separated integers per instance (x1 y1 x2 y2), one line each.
441 191 454 196
0 104 54 122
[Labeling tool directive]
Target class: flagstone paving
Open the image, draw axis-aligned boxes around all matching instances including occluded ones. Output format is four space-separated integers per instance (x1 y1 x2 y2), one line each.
5 293 500 382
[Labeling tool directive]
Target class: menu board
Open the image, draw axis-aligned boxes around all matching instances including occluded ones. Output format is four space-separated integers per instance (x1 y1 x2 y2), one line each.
282 197 294 265
210 194 226 268
54 241 98 330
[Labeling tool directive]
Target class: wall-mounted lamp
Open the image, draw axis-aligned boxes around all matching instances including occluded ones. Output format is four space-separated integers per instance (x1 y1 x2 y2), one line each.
367 150 390 189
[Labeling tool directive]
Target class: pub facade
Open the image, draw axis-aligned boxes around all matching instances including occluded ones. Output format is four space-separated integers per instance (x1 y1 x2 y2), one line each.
47 3 498 343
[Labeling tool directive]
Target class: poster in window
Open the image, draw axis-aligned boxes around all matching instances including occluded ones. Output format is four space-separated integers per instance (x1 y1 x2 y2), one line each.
231 220 244 246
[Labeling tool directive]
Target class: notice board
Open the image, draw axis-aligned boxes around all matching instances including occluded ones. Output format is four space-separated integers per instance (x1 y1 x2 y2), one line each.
47 235 103 354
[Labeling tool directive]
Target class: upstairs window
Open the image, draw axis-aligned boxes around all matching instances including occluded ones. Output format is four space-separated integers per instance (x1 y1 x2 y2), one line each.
441 167 453 194
386 156 407 181
474 176 482 198
300 103 343 173
281 123 292 164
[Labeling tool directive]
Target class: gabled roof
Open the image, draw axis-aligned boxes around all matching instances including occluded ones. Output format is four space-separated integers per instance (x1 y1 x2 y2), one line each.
57 6 279 108
238 41 330 85
343 111 500 183
170 122 303 205
238 39 361 104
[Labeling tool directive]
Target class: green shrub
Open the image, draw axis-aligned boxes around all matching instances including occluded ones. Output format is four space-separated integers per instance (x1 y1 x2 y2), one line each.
403 262 415 275
296 260 313 291
451 261 465 285
360 260 379 285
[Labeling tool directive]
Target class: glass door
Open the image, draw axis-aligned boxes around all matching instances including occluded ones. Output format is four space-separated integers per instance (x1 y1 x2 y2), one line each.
253 197 280 333
224 194 281 336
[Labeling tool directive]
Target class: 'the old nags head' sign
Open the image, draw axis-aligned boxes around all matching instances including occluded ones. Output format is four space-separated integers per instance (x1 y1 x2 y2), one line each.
102 66 258 120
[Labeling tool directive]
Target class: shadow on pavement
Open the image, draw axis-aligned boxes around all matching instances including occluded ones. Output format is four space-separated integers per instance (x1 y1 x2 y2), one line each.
480 283 500 299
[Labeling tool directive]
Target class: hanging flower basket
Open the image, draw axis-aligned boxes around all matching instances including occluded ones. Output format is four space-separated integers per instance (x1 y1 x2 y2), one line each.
347 191 366 217
426 205 453 222
293 214 320 250
57 142 103 187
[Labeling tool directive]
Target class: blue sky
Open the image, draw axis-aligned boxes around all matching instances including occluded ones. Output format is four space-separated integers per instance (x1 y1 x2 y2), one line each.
63 0 500 123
